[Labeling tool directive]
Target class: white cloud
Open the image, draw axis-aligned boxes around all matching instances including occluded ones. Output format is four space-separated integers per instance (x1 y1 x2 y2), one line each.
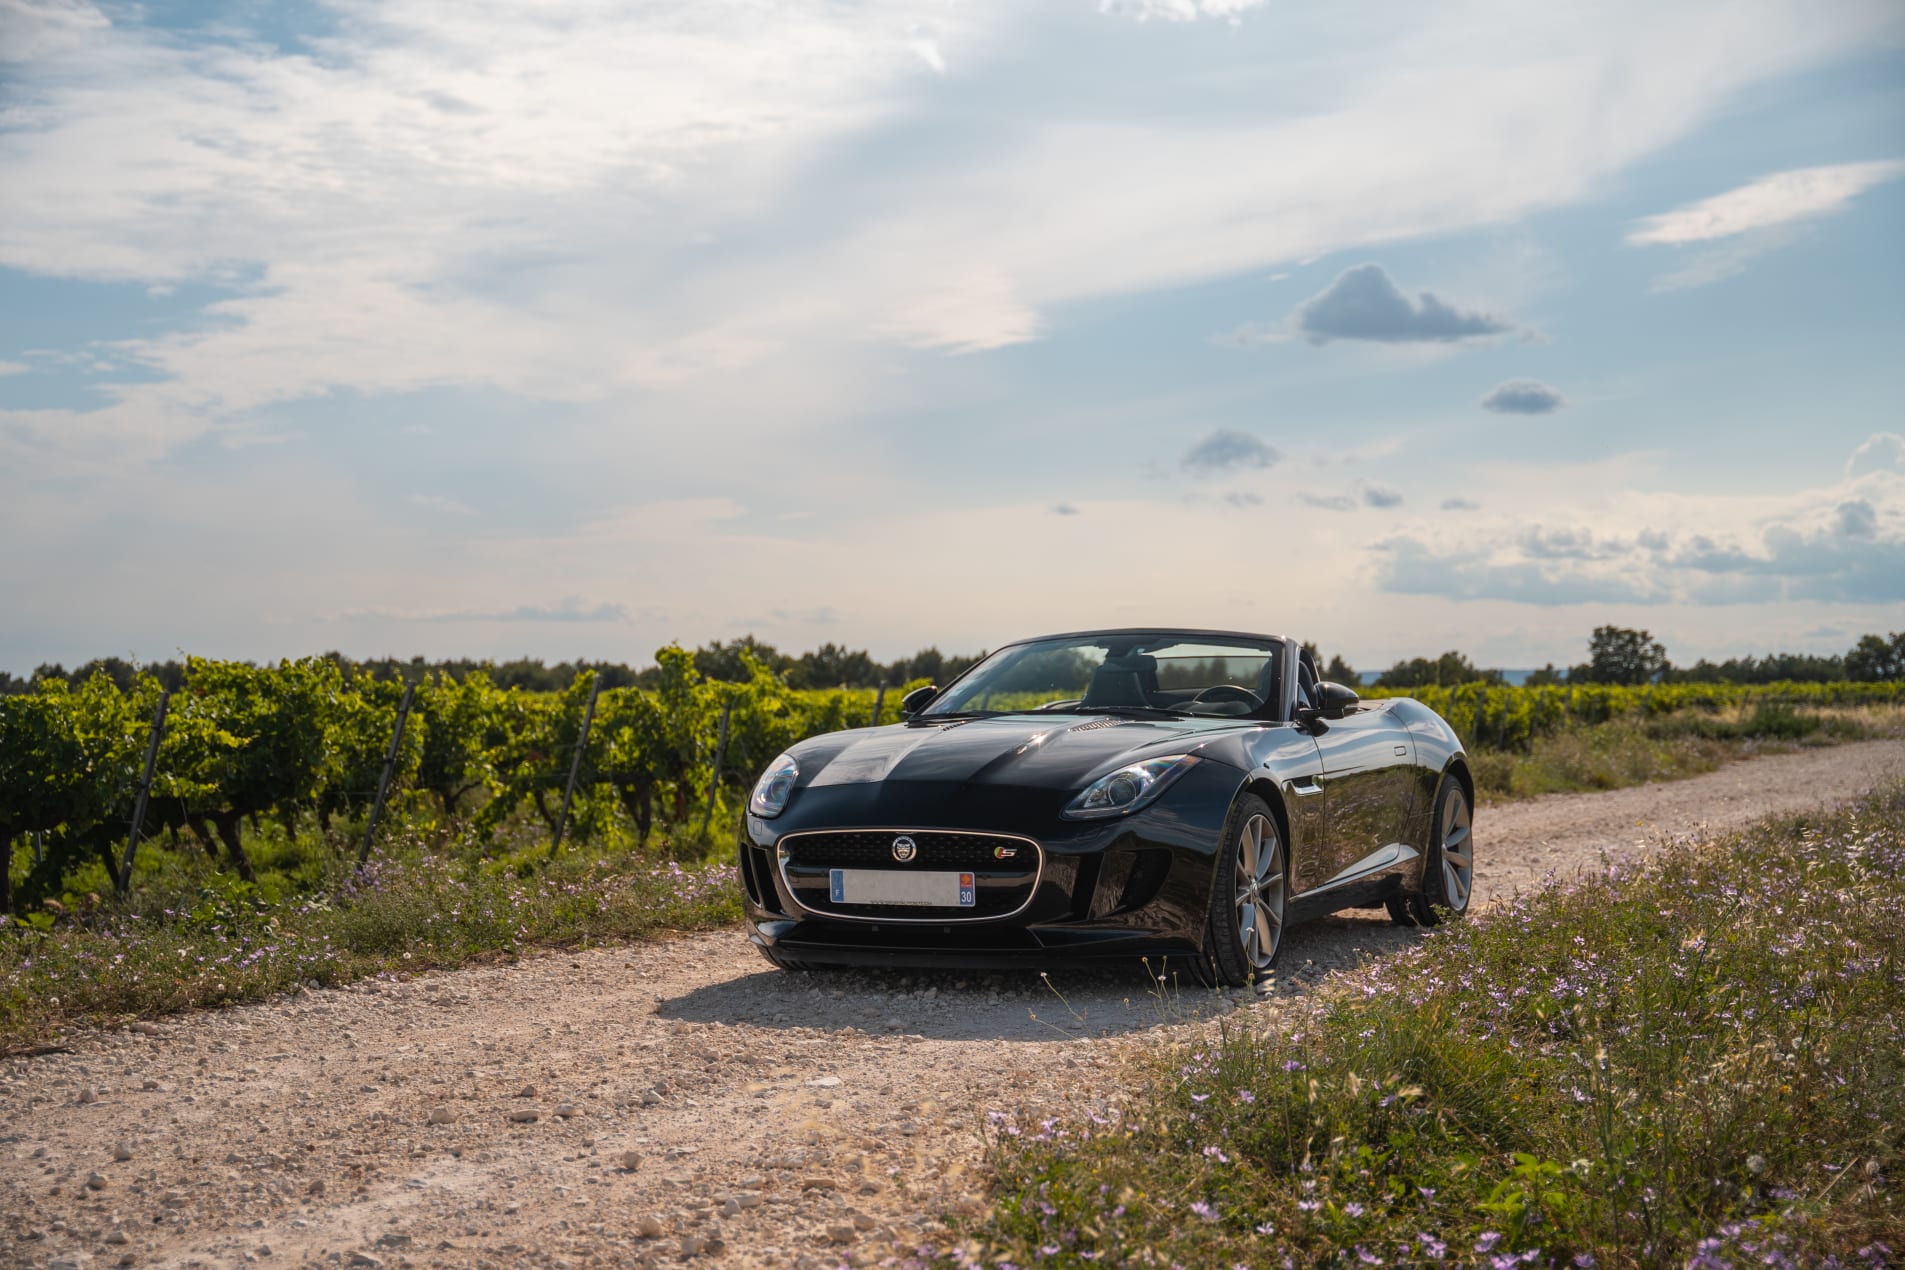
0 0 106 62
1627 160 1905 289
1099 0 1265 21
1373 439 1905 607
0 360 29 377
1847 432 1905 479
1626 160 1905 245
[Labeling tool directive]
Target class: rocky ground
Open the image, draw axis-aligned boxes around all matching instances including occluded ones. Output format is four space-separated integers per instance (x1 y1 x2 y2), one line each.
4 739 1900 1270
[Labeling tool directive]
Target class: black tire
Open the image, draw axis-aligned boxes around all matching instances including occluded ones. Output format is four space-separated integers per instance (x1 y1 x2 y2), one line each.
1396 775 1473 927
1196 793 1288 987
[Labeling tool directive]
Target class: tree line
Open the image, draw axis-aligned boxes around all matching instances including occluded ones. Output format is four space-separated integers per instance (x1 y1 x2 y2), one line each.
1 639 984 698
1339 627 1905 690
8 627 1902 700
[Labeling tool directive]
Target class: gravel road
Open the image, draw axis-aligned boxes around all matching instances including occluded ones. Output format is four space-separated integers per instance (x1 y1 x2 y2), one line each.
4 739 1900 1270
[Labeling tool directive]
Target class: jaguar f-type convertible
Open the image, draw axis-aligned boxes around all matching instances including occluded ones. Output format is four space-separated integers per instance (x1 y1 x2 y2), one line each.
738 629 1474 985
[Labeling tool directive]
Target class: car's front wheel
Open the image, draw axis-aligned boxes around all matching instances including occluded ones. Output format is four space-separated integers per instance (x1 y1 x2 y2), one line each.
1199 793 1287 987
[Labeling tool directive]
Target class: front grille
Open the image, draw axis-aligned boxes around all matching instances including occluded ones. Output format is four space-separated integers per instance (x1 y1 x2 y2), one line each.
776 828 1042 923
780 830 1035 874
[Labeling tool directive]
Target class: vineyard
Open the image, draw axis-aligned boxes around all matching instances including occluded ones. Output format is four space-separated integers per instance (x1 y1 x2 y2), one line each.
0 649 906 917
2 653 1902 917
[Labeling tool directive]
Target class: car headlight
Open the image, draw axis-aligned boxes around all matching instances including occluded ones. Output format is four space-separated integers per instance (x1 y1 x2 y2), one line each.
749 753 800 818
1062 755 1200 820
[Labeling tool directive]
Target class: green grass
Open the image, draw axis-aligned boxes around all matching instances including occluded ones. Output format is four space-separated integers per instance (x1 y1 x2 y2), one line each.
0 809 743 1054
951 783 1905 1268
1467 703 1899 801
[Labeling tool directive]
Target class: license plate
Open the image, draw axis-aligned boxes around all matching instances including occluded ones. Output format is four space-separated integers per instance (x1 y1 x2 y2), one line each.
829 868 976 908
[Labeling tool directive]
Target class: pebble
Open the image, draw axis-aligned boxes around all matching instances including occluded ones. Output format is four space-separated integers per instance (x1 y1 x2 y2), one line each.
112 1142 134 1162
639 1091 661 1106
427 1106 455 1125
348 1254 385 1269
86 1170 108 1190
554 1102 577 1118
619 1150 642 1171
105 1230 130 1245
518 1084 537 1098
636 1215 665 1238
826 1223 855 1244
508 1108 539 1123
132 1021 162 1036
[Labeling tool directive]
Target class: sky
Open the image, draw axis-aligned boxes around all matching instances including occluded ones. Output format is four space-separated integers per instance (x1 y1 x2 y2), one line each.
2 0 1903 676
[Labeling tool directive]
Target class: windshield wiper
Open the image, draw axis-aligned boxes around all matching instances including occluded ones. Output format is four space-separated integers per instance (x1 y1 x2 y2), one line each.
1065 705 1188 720
917 710 999 721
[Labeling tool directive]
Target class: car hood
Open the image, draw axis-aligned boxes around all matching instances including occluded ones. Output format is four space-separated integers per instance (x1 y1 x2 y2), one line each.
791 713 1245 794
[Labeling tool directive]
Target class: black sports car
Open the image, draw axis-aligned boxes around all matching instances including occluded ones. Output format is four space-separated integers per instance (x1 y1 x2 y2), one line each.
738 629 1474 985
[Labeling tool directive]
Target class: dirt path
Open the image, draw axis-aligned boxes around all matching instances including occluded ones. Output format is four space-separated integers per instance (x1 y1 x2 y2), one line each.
4 740 1900 1270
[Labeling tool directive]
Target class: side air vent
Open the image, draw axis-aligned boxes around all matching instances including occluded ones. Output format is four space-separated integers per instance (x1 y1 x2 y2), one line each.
1068 719 1126 732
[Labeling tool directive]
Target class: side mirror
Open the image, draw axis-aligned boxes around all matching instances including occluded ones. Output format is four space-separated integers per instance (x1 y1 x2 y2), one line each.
900 685 939 716
1317 681 1360 719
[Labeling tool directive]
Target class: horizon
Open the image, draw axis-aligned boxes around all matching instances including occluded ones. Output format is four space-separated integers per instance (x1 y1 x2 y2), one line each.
4 1 1902 675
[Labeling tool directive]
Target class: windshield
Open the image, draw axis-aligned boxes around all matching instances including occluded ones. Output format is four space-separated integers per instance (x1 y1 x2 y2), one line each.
921 632 1284 719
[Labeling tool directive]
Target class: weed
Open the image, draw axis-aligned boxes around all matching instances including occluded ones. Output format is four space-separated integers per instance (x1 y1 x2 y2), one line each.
950 783 1905 1268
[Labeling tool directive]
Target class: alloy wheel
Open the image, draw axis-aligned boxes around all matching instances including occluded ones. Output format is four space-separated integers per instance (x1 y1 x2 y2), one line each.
1233 813 1285 969
1440 790 1473 911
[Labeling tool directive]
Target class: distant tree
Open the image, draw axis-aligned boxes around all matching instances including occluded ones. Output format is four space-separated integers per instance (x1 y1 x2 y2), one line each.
1299 642 1359 685
1525 663 1566 686
885 647 978 687
1378 651 1503 688
1845 632 1905 682
787 643 880 689
694 636 789 683
1671 652 1844 684
1576 626 1670 685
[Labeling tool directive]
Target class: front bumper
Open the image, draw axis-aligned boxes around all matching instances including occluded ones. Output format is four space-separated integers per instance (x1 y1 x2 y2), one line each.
737 759 1245 969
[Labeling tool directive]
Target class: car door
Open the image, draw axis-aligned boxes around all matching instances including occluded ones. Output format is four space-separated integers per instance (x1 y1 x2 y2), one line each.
1308 708 1416 888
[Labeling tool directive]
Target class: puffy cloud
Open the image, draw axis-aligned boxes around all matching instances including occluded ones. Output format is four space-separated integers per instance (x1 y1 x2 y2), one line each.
1184 428 1280 474
1836 499 1877 538
1301 492 1355 512
1627 160 1905 245
1441 497 1480 512
1363 485 1404 509
1847 432 1905 479
1224 490 1264 508
1481 379 1566 414
1051 502 1080 516
1375 475 1904 607
1292 265 1510 345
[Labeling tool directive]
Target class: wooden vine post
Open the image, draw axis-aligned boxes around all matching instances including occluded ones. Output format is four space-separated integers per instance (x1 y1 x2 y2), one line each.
359 682 415 866
549 679 600 858
116 689 170 897
698 698 735 841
